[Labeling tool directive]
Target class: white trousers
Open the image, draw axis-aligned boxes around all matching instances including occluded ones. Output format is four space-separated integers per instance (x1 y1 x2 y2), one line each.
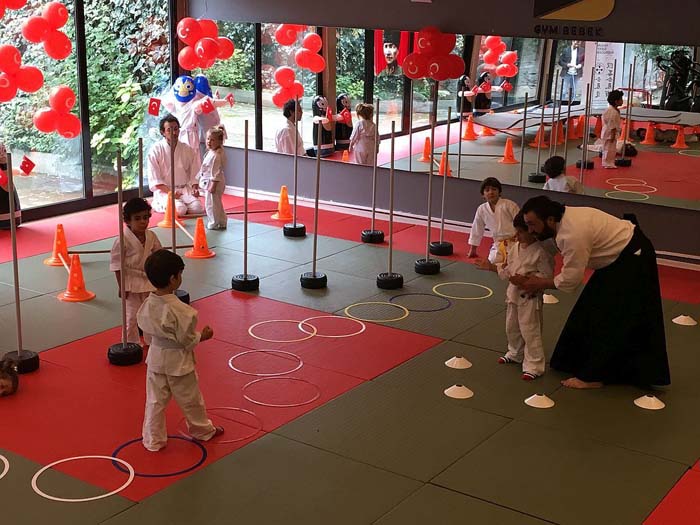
125 291 149 344
204 185 227 229
152 187 204 216
602 139 617 167
142 370 215 451
505 298 546 376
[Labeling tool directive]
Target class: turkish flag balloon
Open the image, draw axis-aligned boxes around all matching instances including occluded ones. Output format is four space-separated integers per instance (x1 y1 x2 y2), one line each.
216 37 234 60
197 19 219 39
33 107 59 133
483 50 498 65
307 53 326 74
445 54 466 79
500 51 518 65
274 66 295 88
302 33 322 53
16 66 44 92
57 112 81 139
415 27 439 57
428 55 451 81
42 2 69 29
0 72 18 103
198 56 216 70
402 52 428 80
484 35 502 49
49 85 76 112
0 45 21 74
5 0 27 8
176 18 202 46
43 30 72 60
194 37 219 60
22 16 50 43
435 33 457 56
178 46 198 70
274 24 296 46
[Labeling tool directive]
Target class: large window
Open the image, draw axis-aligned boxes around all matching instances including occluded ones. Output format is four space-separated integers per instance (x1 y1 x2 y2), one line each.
336 28 365 111
374 30 406 134
0 0 84 209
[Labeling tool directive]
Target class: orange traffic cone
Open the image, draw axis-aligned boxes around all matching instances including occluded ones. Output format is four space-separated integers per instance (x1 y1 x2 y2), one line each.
185 218 216 259
528 124 549 148
58 254 95 302
438 151 452 176
44 224 69 267
418 137 432 162
341 150 349 162
480 124 496 137
671 126 688 149
462 115 478 141
498 138 519 164
157 192 183 228
556 121 565 144
567 118 578 140
594 116 602 138
576 115 586 139
641 122 657 145
271 185 293 221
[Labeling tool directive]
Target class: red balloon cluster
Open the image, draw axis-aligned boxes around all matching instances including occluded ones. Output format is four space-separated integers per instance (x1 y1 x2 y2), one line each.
294 32 326 74
176 18 235 71
32 85 81 138
403 27 465 81
22 2 72 60
481 36 519 78
273 24 307 46
0 0 28 20
271 66 304 108
0 45 44 103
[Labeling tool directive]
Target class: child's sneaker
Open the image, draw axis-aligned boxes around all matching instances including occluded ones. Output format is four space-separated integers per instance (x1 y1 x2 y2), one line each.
498 356 514 364
521 372 538 381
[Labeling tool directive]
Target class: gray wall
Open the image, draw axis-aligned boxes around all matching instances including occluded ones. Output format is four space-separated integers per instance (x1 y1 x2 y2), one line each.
223 147 700 256
189 0 697 46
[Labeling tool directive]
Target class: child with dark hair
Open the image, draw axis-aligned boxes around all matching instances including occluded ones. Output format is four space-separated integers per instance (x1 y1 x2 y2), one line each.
349 103 378 166
110 197 162 344
137 250 222 451
0 355 19 396
542 155 584 194
468 177 520 262
601 90 624 168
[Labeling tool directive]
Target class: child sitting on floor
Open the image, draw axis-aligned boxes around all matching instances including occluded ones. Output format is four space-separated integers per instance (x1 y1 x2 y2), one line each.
542 156 584 194
479 212 554 380
137 249 223 451
110 197 162 345
0 355 19 396
468 177 520 263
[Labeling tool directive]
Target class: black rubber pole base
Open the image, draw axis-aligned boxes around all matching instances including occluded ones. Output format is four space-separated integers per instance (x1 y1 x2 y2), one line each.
175 289 190 304
528 173 546 183
300 271 327 289
415 258 441 275
283 223 306 237
575 160 594 169
107 343 143 366
376 272 403 290
4 350 39 374
429 241 453 256
232 274 260 292
615 158 632 167
361 229 385 244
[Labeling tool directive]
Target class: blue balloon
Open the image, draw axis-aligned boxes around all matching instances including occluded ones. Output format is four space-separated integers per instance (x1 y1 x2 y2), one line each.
194 75 213 98
173 76 196 103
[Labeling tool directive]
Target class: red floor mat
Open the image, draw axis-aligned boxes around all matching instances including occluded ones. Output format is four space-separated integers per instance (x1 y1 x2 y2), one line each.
644 469 700 524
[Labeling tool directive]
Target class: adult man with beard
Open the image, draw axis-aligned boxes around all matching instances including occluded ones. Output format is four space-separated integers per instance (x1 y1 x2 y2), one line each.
515 196 670 390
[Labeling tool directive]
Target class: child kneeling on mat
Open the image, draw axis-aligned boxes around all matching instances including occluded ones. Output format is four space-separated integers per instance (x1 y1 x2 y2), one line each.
0 355 19 396
137 249 223 451
479 213 554 380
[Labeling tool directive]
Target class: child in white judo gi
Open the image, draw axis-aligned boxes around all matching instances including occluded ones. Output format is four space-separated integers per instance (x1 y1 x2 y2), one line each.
197 125 227 230
110 198 162 344
480 212 554 380
542 155 584 194
348 103 378 166
0 355 19 396
137 249 223 451
601 90 623 169
467 177 520 263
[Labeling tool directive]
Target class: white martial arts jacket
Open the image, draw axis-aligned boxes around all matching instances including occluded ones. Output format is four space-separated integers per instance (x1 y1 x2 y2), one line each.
147 139 201 193
543 175 584 194
349 119 377 159
468 198 520 247
497 241 554 305
109 229 162 293
601 105 621 141
137 293 202 376
275 120 306 156
198 148 225 193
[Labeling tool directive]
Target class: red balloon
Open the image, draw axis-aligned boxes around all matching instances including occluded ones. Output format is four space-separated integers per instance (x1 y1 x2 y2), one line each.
483 49 498 65
274 24 296 46
49 85 76 112
494 41 507 55
33 107 59 133
291 80 304 99
415 27 439 57
500 50 518 65
194 37 219 60
302 32 322 53
0 45 21 74
57 112 81 139
198 57 216 70
288 24 307 31
307 53 326 74
428 55 451 81
481 63 497 74
495 63 510 77
484 35 502 49
216 37 234 60
0 1 5 19
445 54 465 79
176 18 202 46
0 72 17 103
507 64 519 78
197 19 218 39
177 46 198 70
42 2 69 29
402 52 428 80
271 87 290 108
5 0 27 8
22 16 50 43
15 66 44 92
294 48 313 69
434 33 457 56
43 30 72 60
274 66 295 88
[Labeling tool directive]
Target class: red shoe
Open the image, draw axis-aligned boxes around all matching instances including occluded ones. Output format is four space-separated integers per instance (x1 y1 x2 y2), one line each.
498 356 514 364
521 372 537 381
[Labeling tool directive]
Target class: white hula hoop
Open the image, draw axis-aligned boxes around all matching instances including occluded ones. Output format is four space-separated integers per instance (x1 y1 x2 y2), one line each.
248 319 317 343
228 350 303 376
298 316 366 338
613 183 658 194
31 455 135 503
242 377 321 408
0 455 8 481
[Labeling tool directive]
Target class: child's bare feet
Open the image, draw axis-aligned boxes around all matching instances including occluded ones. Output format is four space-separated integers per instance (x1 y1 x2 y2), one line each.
561 377 603 389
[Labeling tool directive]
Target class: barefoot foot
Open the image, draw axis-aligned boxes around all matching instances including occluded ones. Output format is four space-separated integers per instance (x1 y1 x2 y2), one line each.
561 377 603 389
